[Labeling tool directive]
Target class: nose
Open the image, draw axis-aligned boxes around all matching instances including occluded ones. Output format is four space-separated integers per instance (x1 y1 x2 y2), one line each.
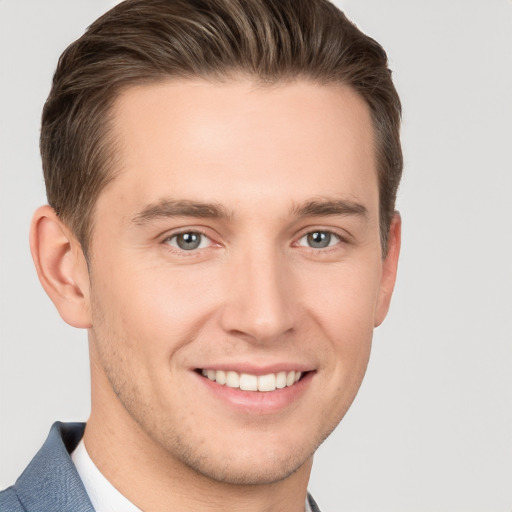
219 246 297 343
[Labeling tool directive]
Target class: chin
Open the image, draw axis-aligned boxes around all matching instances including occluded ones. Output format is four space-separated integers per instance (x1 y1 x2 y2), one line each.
178 445 314 486
155 419 331 487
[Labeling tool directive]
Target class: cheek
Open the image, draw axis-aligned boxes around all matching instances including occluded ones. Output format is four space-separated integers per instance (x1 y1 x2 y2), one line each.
91 259 224 360
298 260 380 401
300 260 382 335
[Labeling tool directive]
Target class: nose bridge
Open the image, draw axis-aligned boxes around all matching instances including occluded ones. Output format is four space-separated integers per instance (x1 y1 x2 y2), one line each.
220 239 296 341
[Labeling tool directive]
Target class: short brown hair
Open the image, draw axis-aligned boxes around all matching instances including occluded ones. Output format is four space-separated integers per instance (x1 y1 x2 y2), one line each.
41 0 402 255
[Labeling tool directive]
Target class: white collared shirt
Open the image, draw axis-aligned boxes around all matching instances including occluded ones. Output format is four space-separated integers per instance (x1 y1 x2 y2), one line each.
72 439 313 512
71 439 142 512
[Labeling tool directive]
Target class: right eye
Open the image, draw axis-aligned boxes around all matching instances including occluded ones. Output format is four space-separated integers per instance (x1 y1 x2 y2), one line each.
165 231 212 251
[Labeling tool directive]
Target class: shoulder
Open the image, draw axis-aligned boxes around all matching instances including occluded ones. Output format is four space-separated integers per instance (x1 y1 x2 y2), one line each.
1 422 93 512
0 486 25 511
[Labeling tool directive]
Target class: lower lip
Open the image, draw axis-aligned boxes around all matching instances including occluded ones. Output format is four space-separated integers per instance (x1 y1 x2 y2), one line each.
194 371 314 414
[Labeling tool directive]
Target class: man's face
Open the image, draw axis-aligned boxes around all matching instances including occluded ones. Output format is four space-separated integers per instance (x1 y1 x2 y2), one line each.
85 79 398 485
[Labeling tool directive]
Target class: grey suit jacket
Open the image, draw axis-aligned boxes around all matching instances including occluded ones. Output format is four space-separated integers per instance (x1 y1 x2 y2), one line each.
0 423 94 512
0 422 321 511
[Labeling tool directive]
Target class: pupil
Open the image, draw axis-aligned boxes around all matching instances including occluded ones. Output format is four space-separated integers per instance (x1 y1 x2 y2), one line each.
308 231 330 248
177 232 200 250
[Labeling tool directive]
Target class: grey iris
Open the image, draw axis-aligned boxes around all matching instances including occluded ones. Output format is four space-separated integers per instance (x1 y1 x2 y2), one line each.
307 231 331 248
177 232 201 250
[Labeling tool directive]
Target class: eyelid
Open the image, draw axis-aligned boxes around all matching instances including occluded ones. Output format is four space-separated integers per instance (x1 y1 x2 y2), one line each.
159 225 214 241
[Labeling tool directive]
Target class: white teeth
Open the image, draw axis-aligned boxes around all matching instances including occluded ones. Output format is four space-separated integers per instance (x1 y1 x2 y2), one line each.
276 371 287 389
239 373 258 391
225 371 240 388
215 370 226 385
258 373 276 392
201 369 303 392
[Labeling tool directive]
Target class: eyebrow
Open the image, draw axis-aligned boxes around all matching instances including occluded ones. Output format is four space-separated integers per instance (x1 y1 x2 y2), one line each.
131 197 368 226
292 198 368 219
132 199 231 225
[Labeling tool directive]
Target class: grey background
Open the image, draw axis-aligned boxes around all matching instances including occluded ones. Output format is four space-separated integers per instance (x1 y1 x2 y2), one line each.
1 1 511 510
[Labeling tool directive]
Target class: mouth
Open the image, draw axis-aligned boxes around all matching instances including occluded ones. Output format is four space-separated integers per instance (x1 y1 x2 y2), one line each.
196 369 307 392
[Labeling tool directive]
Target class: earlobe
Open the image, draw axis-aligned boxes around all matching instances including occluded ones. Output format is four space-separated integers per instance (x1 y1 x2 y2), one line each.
30 205 92 328
374 213 401 327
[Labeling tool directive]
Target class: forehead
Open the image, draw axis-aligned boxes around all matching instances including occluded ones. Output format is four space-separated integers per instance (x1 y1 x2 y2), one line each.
103 79 378 218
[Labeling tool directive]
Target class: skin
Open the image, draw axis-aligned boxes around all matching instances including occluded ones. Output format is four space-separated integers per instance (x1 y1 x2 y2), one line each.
31 79 401 511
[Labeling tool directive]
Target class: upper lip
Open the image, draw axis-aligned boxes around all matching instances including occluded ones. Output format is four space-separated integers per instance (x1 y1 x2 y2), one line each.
194 363 314 375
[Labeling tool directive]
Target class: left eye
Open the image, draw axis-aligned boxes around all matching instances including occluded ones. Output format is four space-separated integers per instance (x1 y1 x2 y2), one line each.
298 231 341 249
165 232 211 251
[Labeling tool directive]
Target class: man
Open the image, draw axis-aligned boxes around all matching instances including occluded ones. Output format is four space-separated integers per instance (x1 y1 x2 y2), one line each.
0 0 402 510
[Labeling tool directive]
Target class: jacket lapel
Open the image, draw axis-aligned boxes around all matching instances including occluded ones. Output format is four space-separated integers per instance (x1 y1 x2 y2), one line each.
14 422 94 512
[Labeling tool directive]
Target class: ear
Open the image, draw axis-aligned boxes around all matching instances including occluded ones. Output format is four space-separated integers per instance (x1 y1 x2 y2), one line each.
374 213 401 327
30 205 92 328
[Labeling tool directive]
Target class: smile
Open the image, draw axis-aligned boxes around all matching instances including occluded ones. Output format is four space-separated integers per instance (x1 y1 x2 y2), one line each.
199 369 303 392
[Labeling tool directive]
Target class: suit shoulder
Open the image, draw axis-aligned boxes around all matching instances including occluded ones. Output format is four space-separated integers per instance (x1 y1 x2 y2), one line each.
0 486 25 511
